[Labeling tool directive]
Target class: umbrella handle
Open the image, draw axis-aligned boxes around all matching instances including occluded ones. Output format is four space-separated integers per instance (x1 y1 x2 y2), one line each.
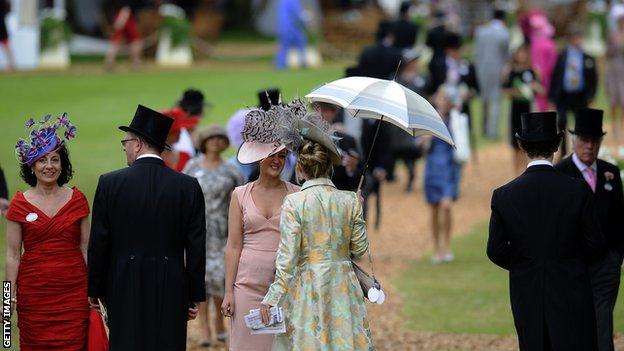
357 175 365 192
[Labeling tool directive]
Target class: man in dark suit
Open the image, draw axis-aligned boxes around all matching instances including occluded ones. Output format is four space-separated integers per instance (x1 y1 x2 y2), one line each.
88 105 206 351
555 108 624 351
314 101 362 191
548 27 598 156
356 20 402 80
426 11 450 86
392 1 419 50
488 111 605 351
427 32 479 158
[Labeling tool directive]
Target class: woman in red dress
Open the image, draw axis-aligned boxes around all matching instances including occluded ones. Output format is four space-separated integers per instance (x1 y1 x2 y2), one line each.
5 114 89 350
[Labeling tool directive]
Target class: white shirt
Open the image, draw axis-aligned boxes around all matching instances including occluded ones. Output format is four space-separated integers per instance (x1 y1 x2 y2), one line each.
137 154 163 160
526 159 553 168
572 152 597 183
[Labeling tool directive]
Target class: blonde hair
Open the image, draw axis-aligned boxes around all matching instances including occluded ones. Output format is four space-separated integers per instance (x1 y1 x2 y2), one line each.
297 140 333 179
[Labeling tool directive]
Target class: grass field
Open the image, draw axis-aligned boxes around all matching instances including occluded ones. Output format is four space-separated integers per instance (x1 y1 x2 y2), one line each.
0 62 345 203
397 223 624 335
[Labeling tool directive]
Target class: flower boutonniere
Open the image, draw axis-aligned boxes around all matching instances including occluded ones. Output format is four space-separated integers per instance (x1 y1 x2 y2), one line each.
604 171 615 191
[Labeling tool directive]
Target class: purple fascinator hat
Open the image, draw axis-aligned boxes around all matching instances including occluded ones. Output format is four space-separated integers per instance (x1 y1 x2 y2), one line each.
15 113 77 166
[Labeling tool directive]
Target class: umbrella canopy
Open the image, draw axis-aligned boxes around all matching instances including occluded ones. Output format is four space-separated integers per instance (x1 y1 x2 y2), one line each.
306 76 455 146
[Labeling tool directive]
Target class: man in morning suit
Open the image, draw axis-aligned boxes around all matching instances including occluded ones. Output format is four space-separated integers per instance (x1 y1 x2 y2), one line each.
555 108 624 351
487 111 605 351
88 105 206 351
548 26 598 156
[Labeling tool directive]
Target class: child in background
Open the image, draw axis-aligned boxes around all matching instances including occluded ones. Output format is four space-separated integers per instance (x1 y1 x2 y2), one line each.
503 45 543 173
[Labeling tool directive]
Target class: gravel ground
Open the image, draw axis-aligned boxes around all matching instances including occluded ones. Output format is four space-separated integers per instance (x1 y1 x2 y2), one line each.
187 143 624 351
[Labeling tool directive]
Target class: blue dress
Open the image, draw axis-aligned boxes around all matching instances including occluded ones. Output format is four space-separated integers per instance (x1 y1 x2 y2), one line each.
424 137 462 204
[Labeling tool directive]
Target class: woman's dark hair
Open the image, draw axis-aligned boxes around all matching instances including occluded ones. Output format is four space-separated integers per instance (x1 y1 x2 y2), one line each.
518 137 561 159
20 145 74 187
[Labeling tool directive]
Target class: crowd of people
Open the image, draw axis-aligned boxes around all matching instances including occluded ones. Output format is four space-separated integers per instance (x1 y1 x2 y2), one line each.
1 2 624 351
1 87 380 350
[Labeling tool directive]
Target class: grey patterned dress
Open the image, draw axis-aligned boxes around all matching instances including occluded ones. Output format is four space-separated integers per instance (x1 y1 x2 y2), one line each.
183 156 244 298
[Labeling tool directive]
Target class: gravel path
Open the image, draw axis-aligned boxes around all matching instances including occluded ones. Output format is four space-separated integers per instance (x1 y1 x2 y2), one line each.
187 143 623 350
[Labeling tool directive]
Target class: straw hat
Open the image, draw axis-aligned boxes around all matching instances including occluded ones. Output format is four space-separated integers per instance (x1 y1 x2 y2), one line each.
193 125 230 150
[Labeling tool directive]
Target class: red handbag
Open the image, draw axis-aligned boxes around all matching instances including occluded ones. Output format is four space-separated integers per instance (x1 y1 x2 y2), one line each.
87 308 108 351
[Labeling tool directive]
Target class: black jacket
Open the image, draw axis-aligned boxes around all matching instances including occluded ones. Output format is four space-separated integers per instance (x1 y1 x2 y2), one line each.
356 43 402 80
556 156 624 255
331 131 362 191
392 18 419 50
88 157 206 351
488 165 605 351
548 48 598 105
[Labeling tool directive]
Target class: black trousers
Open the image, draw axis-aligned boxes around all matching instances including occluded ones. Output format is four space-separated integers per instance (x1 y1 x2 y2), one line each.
589 250 623 351
555 92 589 155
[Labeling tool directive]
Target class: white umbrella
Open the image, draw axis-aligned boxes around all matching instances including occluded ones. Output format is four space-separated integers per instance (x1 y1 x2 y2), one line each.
306 76 455 146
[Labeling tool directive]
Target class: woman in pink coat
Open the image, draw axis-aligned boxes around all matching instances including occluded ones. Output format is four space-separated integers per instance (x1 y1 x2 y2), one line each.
529 14 557 112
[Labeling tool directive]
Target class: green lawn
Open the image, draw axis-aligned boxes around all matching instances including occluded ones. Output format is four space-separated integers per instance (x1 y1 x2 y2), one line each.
397 223 624 335
0 63 345 204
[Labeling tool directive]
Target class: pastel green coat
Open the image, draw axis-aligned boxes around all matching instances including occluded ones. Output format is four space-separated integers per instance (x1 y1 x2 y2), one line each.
262 178 374 351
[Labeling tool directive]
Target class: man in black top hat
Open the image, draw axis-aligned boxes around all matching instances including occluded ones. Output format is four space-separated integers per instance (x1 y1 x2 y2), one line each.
392 1 419 50
258 87 281 111
555 108 623 351
488 111 605 351
426 11 450 85
88 105 206 351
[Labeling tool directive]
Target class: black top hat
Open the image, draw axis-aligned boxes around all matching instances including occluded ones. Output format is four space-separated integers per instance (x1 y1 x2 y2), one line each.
179 89 205 115
515 112 563 142
570 108 606 138
119 105 174 150
257 88 281 111
444 32 463 49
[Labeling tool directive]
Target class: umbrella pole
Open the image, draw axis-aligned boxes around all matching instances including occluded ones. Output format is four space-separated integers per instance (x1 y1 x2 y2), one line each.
357 115 384 192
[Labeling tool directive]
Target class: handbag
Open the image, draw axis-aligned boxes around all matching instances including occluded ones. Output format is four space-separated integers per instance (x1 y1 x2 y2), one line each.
449 108 471 163
351 247 385 304
87 307 109 351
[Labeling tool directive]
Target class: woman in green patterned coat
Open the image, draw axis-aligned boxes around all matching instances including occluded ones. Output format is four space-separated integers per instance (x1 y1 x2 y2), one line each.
259 110 374 351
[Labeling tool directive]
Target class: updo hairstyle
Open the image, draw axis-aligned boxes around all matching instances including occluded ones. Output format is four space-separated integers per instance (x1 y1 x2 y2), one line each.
297 140 333 179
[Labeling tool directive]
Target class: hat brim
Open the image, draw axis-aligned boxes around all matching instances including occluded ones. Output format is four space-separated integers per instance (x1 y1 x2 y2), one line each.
298 119 342 165
119 126 172 151
194 130 230 150
237 141 286 164
568 129 607 138
514 131 564 143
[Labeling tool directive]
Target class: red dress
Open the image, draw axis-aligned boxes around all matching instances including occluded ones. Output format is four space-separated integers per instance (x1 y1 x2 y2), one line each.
6 187 90 350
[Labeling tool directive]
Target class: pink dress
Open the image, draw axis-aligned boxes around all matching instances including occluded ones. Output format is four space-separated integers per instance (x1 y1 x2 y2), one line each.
529 14 557 112
230 181 299 351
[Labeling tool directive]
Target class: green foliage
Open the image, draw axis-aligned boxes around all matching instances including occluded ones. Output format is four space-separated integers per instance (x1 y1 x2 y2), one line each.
40 17 71 51
396 223 624 335
160 16 191 48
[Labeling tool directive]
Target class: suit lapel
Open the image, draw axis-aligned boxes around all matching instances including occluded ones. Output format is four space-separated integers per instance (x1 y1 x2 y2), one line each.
595 162 606 196
564 156 584 180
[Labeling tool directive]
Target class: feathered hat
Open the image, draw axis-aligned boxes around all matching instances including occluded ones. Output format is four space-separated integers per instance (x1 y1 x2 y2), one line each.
276 99 342 165
15 113 77 166
236 99 293 164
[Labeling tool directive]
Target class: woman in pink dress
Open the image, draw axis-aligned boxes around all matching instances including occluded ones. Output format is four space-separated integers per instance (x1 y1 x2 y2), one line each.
221 107 299 350
529 14 557 112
